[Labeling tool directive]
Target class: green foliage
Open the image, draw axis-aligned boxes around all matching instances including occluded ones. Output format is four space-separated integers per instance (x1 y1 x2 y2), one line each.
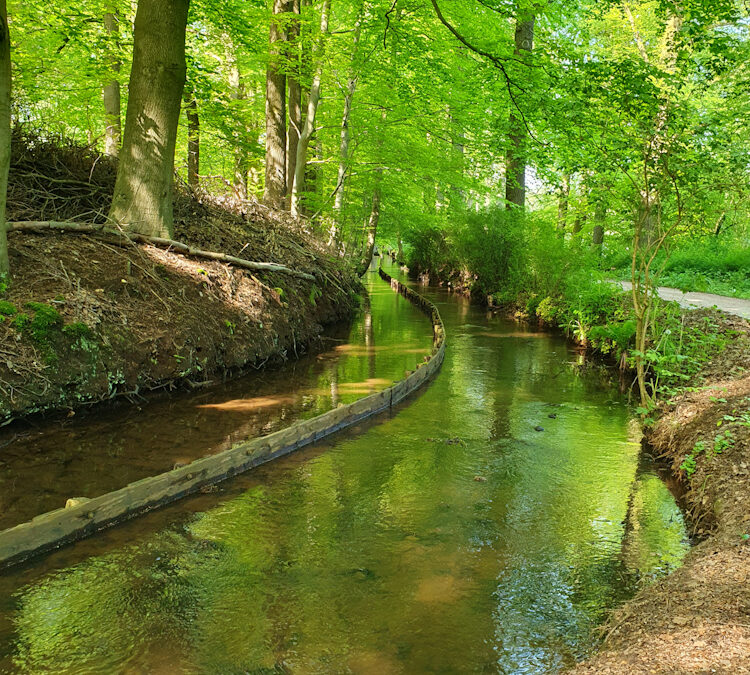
0 300 17 317
590 319 637 355
680 441 705 476
308 285 322 307
680 430 735 476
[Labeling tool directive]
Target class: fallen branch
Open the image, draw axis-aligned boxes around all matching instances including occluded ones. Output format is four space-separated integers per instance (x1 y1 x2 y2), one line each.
8 221 316 281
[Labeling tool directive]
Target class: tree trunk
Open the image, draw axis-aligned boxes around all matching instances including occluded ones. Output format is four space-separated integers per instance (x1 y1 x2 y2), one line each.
397 233 404 264
228 52 248 199
360 180 381 274
556 173 570 234
290 0 331 217
102 10 122 158
108 0 189 238
263 0 289 209
333 7 363 218
184 84 200 189
504 13 534 211
0 0 10 277
286 0 302 205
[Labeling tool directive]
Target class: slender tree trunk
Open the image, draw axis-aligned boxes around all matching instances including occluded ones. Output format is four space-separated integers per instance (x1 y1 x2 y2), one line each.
505 13 534 211
0 0 10 277
184 84 200 189
556 173 570 234
286 0 302 205
108 0 189 238
103 10 122 158
290 0 331 217
228 52 249 199
334 8 363 218
360 179 381 273
263 0 289 209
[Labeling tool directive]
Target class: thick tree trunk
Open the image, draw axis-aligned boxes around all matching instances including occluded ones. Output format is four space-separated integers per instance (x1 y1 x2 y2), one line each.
290 0 331 217
556 173 570 234
108 0 189 238
333 7 363 218
102 10 122 158
184 84 200 189
505 13 534 211
0 0 10 277
263 0 288 209
286 0 302 205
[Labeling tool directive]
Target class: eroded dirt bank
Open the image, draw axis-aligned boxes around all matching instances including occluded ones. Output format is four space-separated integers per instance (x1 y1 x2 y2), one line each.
0 134 361 426
574 314 750 673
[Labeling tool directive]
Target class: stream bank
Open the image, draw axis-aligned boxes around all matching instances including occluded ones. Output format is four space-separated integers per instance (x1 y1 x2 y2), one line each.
572 313 750 673
0 133 361 426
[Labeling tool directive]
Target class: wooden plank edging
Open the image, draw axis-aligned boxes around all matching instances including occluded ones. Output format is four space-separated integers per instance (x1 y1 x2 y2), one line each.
0 269 446 568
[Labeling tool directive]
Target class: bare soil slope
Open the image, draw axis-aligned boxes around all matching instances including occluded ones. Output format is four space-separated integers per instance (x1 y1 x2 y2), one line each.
0 132 360 425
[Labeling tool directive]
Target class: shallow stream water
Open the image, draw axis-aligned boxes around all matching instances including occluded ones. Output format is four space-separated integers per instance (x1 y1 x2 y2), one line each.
0 263 688 673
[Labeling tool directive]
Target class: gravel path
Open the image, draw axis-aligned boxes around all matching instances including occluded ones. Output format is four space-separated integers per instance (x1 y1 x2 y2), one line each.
617 281 750 320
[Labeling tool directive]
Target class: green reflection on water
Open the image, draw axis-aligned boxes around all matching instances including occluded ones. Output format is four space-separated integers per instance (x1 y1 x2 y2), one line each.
0 269 689 674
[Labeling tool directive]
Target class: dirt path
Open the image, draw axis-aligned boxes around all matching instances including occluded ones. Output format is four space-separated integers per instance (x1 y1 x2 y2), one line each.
617 281 750 319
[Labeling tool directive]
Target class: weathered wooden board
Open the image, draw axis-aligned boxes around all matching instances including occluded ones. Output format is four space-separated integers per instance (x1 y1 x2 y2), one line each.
0 267 446 568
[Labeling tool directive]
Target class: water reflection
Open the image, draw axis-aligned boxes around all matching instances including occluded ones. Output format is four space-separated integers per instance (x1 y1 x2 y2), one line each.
0 279 432 530
0 265 689 673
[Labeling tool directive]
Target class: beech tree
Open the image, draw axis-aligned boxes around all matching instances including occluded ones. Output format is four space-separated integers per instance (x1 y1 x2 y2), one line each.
505 10 534 211
290 0 331 216
108 0 190 238
263 0 289 209
102 8 122 158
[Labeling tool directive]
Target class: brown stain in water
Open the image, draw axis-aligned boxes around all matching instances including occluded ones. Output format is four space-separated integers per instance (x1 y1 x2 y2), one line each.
197 395 298 411
414 574 468 604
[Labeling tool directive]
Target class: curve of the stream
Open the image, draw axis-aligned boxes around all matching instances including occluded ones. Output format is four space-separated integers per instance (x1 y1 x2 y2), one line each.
0 262 689 673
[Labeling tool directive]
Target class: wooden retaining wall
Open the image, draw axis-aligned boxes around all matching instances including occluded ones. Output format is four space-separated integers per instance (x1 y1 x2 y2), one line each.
0 268 446 568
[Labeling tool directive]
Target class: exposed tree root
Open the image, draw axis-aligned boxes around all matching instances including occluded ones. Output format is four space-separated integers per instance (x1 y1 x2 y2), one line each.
8 220 316 281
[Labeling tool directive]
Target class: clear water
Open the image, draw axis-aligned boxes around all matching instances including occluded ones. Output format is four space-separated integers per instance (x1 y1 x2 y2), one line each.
0 264 689 673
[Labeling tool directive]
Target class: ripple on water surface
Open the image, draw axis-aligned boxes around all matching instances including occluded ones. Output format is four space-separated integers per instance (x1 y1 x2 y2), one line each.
0 266 689 673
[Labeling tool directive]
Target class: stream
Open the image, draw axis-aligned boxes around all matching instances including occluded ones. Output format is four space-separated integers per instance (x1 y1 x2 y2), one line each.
0 262 689 673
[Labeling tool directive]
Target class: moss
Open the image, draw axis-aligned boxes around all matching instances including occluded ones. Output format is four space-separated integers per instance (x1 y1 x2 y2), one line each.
22 302 63 346
63 322 93 339
0 300 17 317
11 313 31 332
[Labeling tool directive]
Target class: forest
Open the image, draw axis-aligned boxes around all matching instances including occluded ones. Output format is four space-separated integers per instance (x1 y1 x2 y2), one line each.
0 0 749 672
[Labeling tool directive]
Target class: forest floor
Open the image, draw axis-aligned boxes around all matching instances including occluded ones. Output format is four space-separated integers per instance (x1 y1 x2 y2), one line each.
0 132 360 427
573 310 750 673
